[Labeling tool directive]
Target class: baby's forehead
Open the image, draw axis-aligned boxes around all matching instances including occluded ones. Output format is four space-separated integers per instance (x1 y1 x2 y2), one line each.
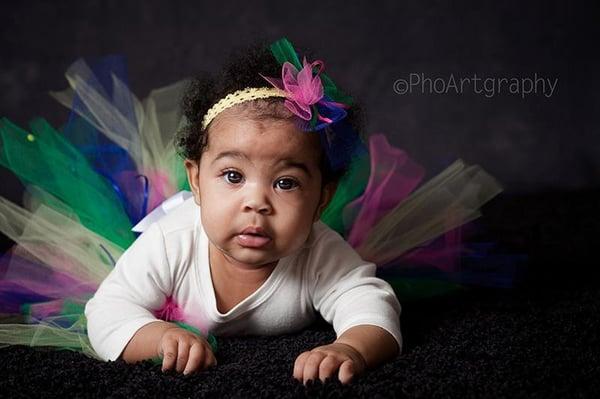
207 105 322 161
209 124 320 161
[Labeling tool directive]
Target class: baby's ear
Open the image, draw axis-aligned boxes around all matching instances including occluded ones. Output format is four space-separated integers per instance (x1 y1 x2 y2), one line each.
184 159 202 206
313 182 337 222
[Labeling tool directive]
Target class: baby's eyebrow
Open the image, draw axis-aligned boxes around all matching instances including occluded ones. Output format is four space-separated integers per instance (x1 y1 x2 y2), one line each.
212 150 312 177
212 150 248 164
277 159 312 178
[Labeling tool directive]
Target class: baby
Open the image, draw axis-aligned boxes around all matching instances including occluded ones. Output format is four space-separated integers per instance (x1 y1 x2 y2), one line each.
84 39 402 385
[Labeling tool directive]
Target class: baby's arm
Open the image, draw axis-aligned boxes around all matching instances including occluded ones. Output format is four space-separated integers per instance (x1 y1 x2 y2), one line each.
294 324 399 385
85 223 172 362
298 226 403 384
85 224 216 374
335 324 400 367
121 320 175 362
85 222 216 373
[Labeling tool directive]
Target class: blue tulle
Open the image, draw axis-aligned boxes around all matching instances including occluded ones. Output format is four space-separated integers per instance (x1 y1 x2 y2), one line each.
318 118 368 172
60 56 147 225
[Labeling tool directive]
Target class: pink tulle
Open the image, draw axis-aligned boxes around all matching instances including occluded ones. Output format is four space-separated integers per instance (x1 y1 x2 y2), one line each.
152 295 185 322
28 299 68 320
143 170 175 211
399 223 465 273
347 134 425 247
0 248 97 308
151 295 210 334
115 170 175 218
348 133 476 273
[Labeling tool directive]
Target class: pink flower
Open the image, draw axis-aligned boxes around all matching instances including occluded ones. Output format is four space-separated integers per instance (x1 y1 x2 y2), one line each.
261 57 325 121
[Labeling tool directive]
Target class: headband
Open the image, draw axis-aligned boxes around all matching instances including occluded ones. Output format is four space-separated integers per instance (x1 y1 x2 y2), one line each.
200 38 366 171
201 87 287 131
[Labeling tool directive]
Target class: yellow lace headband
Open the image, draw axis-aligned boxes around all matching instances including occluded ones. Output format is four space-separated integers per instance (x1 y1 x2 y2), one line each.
201 87 288 130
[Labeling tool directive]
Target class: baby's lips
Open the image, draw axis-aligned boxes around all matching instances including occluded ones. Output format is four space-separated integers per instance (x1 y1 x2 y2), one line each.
236 233 271 248
239 225 270 238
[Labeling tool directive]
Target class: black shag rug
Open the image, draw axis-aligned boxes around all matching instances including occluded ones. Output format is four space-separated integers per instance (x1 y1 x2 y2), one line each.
1 188 599 398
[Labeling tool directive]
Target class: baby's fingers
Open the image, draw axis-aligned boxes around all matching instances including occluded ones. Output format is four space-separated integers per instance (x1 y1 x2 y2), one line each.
337 359 356 385
293 351 310 381
160 338 178 372
207 348 218 368
175 340 191 373
300 352 327 384
183 342 203 375
183 342 217 375
318 355 343 383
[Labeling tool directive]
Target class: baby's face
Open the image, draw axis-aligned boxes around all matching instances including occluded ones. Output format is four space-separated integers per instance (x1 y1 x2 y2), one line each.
185 110 333 270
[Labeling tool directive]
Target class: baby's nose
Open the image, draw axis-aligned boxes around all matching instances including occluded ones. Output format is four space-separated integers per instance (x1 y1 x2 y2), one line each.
242 184 273 214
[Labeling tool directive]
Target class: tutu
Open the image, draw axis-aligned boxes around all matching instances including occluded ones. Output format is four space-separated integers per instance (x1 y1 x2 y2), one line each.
0 55 525 361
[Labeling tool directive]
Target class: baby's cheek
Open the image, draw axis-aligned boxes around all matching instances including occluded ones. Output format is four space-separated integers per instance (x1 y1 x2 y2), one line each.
200 209 228 242
278 215 313 252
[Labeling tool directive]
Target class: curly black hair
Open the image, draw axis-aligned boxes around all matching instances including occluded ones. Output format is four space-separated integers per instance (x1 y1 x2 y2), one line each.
176 39 366 186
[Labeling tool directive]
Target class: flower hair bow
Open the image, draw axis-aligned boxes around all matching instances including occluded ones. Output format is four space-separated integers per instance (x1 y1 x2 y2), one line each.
260 39 352 131
258 38 366 172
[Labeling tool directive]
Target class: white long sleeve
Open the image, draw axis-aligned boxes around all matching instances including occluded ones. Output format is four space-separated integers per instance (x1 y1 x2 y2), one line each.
84 198 403 361
84 222 174 361
308 224 403 354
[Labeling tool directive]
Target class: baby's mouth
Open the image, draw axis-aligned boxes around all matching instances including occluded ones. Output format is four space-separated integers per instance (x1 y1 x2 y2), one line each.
236 227 272 248
236 233 271 248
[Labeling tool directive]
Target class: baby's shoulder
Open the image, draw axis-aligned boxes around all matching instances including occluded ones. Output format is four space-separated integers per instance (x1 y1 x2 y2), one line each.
302 221 365 266
154 196 199 235
304 221 338 246
131 196 199 266
297 221 377 288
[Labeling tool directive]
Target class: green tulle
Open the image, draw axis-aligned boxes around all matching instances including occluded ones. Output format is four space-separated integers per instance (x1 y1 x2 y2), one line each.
0 117 135 249
0 64 201 362
321 150 370 235
270 38 302 70
0 312 100 360
20 298 89 327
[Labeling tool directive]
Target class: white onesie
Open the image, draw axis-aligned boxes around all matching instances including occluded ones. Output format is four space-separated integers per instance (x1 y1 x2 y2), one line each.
85 197 403 361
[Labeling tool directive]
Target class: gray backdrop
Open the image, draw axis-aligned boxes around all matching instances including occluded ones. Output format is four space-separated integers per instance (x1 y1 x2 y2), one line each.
1 1 598 207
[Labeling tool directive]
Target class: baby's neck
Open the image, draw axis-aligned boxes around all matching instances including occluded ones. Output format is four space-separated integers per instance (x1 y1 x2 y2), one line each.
208 243 278 313
208 243 278 288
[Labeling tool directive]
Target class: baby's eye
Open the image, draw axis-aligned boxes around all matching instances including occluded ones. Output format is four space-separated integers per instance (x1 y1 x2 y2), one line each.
274 178 299 191
223 170 243 184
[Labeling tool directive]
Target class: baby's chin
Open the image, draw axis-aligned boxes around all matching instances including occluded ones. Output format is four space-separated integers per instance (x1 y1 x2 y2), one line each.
217 246 282 269
210 236 304 269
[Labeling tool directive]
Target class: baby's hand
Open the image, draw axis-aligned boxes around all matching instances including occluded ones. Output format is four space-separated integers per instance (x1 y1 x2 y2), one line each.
157 326 217 375
293 342 366 385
